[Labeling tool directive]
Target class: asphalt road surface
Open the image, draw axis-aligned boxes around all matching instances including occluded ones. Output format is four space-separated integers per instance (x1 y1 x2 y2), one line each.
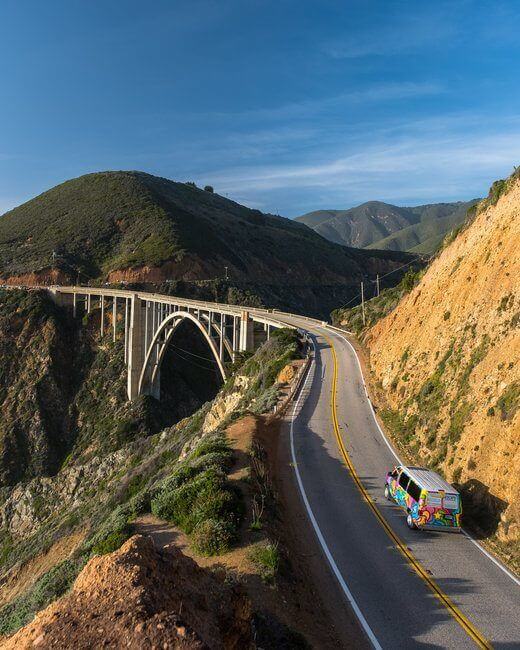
274 314 520 650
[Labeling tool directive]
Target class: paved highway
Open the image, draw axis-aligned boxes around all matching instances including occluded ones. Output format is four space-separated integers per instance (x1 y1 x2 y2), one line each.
274 315 520 649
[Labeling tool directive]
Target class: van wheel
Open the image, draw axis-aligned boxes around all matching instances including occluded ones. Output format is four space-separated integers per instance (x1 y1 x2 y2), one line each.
384 485 391 501
407 514 417 530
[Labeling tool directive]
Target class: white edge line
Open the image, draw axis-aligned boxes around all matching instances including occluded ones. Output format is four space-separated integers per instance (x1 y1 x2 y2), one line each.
461 531 520 587
289 337 383 650
324 325 520 589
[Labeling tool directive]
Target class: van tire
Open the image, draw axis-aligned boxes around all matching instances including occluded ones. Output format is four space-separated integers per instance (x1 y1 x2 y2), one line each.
407 514 417 530
384 485 391 501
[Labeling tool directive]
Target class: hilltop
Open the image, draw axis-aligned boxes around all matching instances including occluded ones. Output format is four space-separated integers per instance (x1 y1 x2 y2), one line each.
296 199 478 254
336 170 519 564
0 171 415 317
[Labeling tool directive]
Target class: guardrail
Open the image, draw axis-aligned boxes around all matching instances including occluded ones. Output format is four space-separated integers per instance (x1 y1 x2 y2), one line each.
272 334 312 416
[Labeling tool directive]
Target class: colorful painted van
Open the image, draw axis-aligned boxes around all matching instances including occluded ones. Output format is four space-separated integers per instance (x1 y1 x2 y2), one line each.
385 465 462 532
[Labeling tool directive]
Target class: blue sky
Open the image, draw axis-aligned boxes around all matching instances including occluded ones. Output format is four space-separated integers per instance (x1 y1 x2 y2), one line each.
1 0 519 217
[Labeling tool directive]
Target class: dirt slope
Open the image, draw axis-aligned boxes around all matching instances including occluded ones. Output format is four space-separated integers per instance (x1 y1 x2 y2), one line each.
1 535 252 650
367 174 519 547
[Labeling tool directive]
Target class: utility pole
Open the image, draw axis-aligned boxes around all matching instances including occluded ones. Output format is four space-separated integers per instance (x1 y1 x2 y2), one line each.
361 281 366 326
376 274 380 297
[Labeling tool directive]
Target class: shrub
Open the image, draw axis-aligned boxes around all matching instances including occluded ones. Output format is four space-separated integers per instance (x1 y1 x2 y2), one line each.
204 185 214 193
249 541 280 583
496 382 519 421
150 434 242 556
452 467 462 483
191 518 234 555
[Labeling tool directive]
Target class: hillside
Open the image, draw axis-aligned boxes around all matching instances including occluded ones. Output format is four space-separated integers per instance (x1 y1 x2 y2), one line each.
296 199 478 253
0 290 345 646
356 170 519 563
0 171 414 318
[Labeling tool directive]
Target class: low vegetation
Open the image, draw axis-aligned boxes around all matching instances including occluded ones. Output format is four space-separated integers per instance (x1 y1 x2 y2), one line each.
249 541 281 583
0 290 302 636
151 434 241 555
331 268 424 337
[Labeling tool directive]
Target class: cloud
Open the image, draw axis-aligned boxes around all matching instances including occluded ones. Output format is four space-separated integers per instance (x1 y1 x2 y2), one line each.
209 82 444 123
201 113 520 212
324 12 458 59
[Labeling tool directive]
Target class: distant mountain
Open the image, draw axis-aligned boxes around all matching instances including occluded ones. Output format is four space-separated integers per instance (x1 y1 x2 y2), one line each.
0 171 417 317
295 199 478 253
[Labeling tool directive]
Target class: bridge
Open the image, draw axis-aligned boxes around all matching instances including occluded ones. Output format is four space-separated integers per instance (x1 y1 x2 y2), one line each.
48 286 310 400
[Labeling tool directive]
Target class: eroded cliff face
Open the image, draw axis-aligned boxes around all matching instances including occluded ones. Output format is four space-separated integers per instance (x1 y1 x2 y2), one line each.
0 290 222 488
367 177 519 545
0 290 77 485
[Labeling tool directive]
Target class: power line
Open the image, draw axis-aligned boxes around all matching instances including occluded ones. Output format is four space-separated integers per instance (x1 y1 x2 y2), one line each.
169 343 219 364
336 256 424 311
370 256 423 283
170 348 220 374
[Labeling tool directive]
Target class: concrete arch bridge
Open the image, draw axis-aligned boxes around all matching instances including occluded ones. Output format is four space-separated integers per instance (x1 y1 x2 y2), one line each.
49 287 302 401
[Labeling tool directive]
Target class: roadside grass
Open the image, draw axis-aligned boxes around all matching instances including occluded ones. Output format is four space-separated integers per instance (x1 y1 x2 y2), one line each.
249 541 280 583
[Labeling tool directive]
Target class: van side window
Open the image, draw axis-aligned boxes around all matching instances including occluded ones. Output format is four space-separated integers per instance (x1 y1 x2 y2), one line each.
407 480 421 502
398 472 410 490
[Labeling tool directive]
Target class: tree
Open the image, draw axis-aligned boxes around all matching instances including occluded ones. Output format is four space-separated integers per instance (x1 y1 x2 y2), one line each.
204 185 214 193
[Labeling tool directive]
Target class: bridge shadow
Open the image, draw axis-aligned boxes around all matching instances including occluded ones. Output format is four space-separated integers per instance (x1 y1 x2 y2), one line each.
286 335 496 648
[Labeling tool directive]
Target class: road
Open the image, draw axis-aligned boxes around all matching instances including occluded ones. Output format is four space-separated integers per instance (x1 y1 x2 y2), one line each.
274 315 520 649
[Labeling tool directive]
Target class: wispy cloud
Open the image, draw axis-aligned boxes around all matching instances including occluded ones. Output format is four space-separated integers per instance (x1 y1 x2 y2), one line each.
208 82 444 123
324 12 458 59
200 113 520 213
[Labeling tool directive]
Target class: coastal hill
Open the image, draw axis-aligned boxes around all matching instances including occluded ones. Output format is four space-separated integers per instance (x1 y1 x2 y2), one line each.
0 171 415 317
296 199 478 254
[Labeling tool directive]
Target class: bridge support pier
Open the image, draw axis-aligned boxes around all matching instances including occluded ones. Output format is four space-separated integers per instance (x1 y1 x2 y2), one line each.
239 311 255 352
127 295 146 401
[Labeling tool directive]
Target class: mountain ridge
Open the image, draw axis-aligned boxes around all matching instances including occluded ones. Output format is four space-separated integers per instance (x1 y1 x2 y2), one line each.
0 171 417 317
296 198 478 253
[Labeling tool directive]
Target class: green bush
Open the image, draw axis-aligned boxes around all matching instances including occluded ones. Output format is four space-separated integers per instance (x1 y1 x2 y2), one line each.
496 382 519 421
191 518 234 555
150 434 242 556
249 541 280 583
91 529 130 555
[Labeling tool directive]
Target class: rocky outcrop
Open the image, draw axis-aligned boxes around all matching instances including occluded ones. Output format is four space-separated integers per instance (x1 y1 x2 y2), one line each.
202 375 252 433
0 449 128 538
2 535 253 649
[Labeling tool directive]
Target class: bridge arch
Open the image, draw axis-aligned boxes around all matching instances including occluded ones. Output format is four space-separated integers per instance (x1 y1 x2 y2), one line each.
138 311 227 399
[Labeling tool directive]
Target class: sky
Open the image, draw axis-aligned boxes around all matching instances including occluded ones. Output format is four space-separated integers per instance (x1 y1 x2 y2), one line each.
1 0 519 217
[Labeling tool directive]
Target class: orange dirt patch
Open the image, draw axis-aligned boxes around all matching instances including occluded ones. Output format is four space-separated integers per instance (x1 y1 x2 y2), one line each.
1 535 252 650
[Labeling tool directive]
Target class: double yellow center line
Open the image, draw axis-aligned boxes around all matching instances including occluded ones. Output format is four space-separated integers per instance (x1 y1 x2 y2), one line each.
323 331 492 650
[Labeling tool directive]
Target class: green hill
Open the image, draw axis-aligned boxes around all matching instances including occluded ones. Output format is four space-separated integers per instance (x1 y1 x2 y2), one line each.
296 199 478 254
0 171 416 317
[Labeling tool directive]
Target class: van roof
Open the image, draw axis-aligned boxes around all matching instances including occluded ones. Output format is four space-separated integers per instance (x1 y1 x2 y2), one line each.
400 466 459 495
